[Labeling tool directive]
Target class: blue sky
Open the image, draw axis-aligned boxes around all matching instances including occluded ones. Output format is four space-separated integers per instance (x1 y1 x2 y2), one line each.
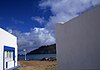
0 0 52 32
0 0 100 54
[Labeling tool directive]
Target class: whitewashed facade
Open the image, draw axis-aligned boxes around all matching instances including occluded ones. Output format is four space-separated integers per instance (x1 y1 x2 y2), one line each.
0 28 18 70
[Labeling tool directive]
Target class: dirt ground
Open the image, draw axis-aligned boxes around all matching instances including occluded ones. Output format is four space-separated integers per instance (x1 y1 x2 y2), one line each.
18 60 57 70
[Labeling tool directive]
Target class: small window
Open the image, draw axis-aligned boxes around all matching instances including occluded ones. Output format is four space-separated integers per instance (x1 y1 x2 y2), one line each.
5 51 13 59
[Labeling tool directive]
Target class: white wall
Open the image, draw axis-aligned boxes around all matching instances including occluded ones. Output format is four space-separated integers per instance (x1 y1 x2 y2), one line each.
0 42 4 70
0 28 17 70
56 6 100 70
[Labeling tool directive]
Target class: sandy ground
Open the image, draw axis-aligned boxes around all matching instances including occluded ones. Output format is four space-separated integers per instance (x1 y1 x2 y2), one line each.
18 60 57 70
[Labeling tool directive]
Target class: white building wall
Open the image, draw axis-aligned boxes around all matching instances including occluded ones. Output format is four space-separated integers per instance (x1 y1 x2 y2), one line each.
0 43 4 70
0 28 17 70
56 6 100 70
7 61 14 69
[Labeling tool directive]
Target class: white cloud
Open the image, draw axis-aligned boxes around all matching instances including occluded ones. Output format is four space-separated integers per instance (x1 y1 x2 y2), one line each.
39 0 100 23
7 29 13 34
33 28 55 46
31 16 47 25
8 28 55 54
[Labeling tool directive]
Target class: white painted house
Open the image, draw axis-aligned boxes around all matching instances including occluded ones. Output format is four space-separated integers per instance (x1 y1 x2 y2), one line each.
56 6 100 70
0 28 18 70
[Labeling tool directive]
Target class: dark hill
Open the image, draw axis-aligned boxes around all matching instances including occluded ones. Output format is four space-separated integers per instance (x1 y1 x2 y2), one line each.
27 44 56 55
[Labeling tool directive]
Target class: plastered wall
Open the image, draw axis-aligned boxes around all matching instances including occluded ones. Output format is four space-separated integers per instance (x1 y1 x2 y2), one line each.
56 6 100 70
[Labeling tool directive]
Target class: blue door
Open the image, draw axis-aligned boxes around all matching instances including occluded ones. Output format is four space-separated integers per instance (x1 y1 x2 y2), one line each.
3 46 15 70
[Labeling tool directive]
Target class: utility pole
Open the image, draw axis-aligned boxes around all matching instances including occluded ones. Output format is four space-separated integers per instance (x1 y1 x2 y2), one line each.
23 49 26 60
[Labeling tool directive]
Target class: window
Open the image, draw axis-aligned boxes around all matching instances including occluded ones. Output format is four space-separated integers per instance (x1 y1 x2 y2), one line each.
5 51 13 59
